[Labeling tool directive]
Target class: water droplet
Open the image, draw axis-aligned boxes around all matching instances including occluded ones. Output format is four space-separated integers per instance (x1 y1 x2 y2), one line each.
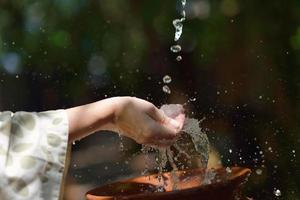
268 147 273 152
229 149 233 154
119 141 124 151
163 75 172 84
104 166 108 170
226 167 232 173
176 55 182 61
274 189 281 197
15 75 19 79
256 169 263 175
189 97 197 102
170 45 182 53
173 19 184 42
156 186 164 192
259 95 263 99
162 85 171 94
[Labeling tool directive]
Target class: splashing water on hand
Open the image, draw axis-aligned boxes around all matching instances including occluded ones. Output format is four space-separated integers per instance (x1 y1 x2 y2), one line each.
141 104 210 191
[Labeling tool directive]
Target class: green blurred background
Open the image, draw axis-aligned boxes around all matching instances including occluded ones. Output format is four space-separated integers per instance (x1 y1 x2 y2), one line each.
0 0 300 199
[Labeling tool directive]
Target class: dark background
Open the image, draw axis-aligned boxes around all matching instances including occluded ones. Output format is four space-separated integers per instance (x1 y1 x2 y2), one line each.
0 0 299 199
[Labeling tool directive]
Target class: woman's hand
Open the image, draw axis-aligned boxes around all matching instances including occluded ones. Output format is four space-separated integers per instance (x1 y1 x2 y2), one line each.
112 97 184 146
66 97 185 147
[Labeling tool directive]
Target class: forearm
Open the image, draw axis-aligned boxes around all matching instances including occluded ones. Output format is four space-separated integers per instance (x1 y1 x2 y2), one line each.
66 98 117 142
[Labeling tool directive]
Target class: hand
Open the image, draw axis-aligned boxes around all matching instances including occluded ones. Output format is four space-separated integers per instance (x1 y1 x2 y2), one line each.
67 97 185 147
111 97 184 146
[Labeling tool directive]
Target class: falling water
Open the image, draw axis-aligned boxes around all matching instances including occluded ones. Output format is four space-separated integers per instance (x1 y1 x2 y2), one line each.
171 0 187 61
138 0 211 192
162 85 171 94
163 75 172 84
170 45 182 53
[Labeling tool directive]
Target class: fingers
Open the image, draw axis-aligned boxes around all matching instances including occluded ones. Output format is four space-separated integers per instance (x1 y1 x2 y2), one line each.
160 104 185 131
116 97 185 147
140 117 179 145
145 104 182 131
160 104 184 119
144 103 166 123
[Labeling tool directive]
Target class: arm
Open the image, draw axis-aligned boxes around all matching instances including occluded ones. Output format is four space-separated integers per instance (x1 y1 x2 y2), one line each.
66 98 116 142
66 97 184 146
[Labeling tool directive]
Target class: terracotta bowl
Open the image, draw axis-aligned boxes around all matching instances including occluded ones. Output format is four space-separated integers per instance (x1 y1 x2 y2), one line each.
86 167 251 200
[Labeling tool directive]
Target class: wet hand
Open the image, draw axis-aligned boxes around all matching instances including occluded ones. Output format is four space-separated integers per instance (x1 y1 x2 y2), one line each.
112 97 185 146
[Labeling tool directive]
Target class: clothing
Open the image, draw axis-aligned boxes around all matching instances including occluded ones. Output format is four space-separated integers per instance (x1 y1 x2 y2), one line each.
0 110 69 200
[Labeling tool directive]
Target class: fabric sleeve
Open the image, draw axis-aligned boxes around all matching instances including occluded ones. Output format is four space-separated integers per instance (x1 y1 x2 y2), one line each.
0 110 69 200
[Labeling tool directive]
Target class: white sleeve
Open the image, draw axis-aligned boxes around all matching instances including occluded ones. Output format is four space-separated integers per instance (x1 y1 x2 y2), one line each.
0 110 69 200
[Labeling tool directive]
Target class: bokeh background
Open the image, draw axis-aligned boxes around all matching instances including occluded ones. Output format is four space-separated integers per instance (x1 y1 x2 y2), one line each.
1 0 300 199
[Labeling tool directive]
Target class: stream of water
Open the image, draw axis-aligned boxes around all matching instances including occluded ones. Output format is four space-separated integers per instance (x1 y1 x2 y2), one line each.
170 0 187 61
153 0 212 191
118 0 211 192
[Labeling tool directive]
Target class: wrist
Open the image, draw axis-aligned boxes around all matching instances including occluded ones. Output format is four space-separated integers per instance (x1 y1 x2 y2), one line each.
94 97 125 131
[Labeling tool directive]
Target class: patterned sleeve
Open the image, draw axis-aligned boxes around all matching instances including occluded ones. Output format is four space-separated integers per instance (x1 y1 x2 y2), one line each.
0 110 69 200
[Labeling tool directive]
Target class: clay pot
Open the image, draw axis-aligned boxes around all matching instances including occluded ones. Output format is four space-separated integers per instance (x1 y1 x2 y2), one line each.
86 167 251 200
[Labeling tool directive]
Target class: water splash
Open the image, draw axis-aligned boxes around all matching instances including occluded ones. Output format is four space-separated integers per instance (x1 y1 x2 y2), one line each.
147 117 210 191
181 118 210 167
202 170 216 185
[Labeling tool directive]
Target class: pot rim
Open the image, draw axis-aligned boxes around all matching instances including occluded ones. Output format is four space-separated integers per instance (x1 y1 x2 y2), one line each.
86 167 251 200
